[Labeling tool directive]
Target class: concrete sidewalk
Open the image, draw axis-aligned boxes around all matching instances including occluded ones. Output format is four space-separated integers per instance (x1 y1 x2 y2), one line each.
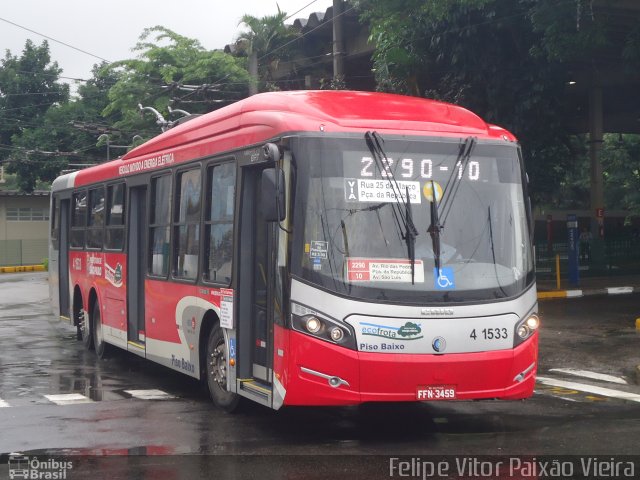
537 273 640 299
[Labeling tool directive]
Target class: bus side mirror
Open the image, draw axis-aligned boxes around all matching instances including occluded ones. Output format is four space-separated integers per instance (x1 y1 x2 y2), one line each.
261 168 286 222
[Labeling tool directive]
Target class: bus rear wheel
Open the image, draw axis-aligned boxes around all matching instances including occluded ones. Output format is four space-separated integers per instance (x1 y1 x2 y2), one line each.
206 324 239 412
78 305 93 351
92 301 111 359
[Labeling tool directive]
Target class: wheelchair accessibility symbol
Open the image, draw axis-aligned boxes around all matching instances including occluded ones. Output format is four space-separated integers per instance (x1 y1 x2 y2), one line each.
434 267 455 290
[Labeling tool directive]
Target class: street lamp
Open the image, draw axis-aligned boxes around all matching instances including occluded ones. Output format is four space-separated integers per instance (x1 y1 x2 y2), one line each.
97 134 146 161
97 133 110 161
132 135 144 147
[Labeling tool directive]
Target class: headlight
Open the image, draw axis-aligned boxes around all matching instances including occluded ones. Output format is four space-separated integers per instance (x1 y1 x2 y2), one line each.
525 315 540 330
514 311 540 346
305 316 322 334
517 325 529 339
290 304 356 350
330 326 344 342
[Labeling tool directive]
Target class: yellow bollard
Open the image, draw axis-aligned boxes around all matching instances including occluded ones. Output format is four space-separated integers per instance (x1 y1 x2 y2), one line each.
636 318 640 330
555 254 561 290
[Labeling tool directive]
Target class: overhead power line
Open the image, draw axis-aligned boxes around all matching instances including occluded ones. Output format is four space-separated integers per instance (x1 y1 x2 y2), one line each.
284 0 320 22
0 16 110 63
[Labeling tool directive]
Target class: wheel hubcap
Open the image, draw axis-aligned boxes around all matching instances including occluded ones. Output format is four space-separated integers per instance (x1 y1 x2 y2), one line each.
209 342 227 388
79 311 88 338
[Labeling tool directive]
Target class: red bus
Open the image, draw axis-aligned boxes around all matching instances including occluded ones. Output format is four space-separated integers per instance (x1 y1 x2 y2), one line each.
49 91 539 411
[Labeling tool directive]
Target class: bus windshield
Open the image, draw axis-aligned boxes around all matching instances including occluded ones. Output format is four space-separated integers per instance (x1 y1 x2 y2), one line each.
291 135 534 304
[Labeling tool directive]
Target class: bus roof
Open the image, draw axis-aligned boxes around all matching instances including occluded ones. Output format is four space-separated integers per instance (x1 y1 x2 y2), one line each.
70 90 516 188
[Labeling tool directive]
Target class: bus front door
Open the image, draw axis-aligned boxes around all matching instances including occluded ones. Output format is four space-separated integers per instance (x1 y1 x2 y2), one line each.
252 182 274 384
237 167 277 402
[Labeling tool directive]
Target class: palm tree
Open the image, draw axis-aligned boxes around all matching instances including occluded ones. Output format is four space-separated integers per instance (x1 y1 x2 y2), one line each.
236 7 297 95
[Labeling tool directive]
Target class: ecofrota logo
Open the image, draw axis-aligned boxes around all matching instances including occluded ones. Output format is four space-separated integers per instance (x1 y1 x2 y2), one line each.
8 454 73 479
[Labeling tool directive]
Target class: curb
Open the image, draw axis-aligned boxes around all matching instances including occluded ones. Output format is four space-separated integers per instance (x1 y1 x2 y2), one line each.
0 265 46 274
537 285 640 300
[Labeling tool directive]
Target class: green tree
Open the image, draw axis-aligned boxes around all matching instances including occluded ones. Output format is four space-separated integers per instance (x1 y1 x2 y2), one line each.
362 0 575 203
0 40 69 191
361 0 639 206
103 27 250 136
5 62 125 191
552 134 640 217
602 134 640 216
9 104 78 191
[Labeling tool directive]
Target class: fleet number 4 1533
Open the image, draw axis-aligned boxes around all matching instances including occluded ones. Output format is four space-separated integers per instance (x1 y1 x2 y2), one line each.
469 327 509 340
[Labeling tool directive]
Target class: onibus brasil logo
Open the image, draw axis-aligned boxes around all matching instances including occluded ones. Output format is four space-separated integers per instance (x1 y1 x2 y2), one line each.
8 454 73 479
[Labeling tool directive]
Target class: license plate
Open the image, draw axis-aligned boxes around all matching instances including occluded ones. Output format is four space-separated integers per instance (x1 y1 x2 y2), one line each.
416 385 457 400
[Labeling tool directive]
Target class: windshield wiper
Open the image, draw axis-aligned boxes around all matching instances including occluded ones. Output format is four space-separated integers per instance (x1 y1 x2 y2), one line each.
428 137 476 275
340 219 350 259
439 136 476 226
487 206 508 297
404 186 419 283
364 131 419 284
427 180 443 274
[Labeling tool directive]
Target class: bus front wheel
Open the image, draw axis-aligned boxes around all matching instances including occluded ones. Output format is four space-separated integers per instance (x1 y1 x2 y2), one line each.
206 324 240 412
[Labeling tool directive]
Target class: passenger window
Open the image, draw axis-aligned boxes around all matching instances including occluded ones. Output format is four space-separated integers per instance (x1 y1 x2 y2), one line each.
106 183 125 250
205 162 235 284
70 191 87 248
149 175 172 277
173 169 201 280
87 187 105 249
51 196 60 250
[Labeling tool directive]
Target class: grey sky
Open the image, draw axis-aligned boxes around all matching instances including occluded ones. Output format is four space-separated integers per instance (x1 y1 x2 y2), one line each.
0 0 334 85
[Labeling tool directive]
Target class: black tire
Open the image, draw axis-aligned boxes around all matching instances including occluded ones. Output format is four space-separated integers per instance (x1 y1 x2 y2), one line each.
78 303 93 351
92 300 111 359
206 324 240 412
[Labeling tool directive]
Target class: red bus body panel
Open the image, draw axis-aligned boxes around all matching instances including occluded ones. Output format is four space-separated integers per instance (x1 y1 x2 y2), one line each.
69 251 128 332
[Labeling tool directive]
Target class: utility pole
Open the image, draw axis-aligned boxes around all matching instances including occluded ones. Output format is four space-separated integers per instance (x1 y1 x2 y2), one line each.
248 50 259 96
332 0 345 84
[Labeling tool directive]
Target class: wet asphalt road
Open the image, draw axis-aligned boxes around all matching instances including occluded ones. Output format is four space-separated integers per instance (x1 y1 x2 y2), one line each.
0 273 639 479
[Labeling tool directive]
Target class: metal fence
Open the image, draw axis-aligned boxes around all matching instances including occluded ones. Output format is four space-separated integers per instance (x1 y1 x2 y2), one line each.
0 239 48 266
535 237 640 278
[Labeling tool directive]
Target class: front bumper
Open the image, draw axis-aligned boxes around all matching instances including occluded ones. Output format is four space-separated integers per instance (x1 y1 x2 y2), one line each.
283 330 538 406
